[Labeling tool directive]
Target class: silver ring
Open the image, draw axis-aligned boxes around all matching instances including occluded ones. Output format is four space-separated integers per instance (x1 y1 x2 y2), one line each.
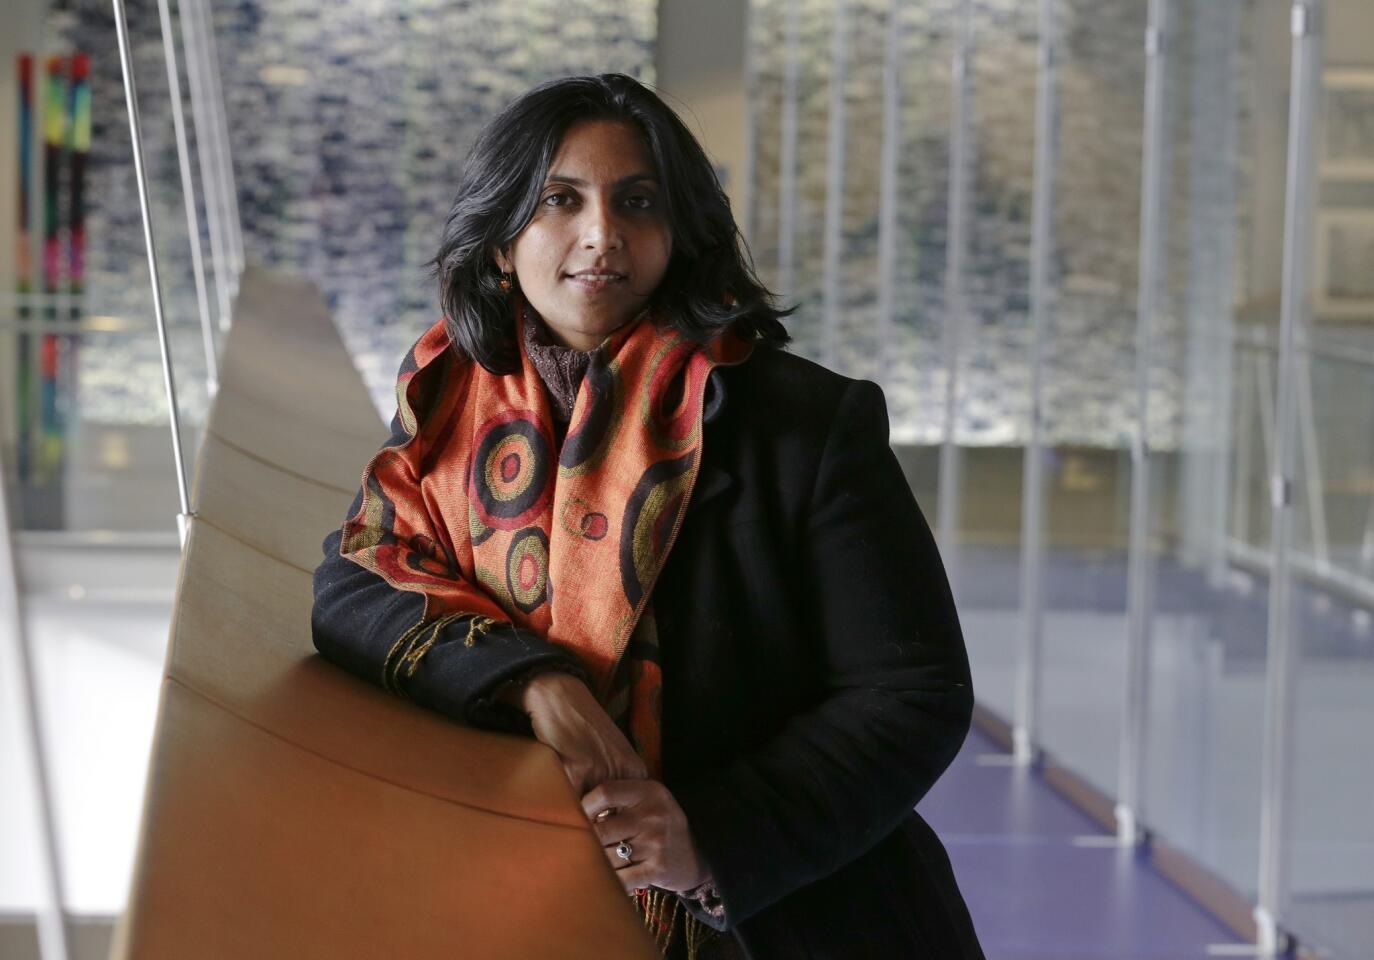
615 841 633 862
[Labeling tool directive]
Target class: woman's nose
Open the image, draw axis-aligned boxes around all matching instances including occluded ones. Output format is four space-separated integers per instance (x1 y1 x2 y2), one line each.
580 201 624 252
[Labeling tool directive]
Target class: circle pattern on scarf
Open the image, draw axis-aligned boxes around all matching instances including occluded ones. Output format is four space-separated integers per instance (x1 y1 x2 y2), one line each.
619 453 695 609
559 495 610 542
471 412 551 529
641 340 704 452
560 356 623 474
402 533 458 580
506 527 550 614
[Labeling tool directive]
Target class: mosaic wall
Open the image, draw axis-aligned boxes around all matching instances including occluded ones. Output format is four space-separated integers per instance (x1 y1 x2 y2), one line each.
51 0 655 425
50 0 1262 451
747 0 1255 450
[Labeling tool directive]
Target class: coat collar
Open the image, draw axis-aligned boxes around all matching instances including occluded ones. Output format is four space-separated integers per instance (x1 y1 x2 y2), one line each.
690 368 733 515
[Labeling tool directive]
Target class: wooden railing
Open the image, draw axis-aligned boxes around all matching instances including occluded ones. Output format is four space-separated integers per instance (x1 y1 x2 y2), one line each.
112 267 655 959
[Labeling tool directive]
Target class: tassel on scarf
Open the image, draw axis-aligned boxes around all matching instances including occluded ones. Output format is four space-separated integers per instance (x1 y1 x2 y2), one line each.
382 613 498 695
634 887 716 960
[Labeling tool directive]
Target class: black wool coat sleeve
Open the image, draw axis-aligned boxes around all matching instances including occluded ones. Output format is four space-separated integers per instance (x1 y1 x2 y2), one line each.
310 416 592 735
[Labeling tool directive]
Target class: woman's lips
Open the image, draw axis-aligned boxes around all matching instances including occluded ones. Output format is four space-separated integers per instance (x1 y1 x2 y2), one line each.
565 273 627 294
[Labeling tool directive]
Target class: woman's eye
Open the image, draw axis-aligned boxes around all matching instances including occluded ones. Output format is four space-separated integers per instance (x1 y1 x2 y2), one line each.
624 195 655 210
543 192 573 206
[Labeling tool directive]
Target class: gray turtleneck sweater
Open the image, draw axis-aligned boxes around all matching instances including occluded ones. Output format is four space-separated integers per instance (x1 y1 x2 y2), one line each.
521 309 595 438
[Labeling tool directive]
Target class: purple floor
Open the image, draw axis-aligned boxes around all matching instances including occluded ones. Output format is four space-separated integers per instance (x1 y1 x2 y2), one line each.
920 726 1249 959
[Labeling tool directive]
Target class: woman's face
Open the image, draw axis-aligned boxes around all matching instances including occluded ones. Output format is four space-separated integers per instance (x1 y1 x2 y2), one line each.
495 119 672 351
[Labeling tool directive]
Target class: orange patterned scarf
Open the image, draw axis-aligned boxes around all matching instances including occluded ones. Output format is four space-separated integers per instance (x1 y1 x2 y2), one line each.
339 299 752 781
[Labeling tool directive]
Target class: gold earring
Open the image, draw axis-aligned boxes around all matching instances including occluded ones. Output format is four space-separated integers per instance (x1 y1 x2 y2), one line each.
499 271 513 293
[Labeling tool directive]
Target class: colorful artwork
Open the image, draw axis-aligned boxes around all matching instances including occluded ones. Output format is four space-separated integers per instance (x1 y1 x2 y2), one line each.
14 54 34 484
40 55 67 486
10 50 89 521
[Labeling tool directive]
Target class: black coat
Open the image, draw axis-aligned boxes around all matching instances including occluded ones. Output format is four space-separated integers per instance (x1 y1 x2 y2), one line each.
312 344 984 959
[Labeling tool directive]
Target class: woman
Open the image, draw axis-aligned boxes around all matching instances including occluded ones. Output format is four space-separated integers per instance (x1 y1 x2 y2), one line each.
312 73 983 960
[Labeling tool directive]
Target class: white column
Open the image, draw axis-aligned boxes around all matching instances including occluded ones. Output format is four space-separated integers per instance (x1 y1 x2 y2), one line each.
1254 0 1324 952
937 0 973 586
1117 0 1171 846
1013 0 1058 765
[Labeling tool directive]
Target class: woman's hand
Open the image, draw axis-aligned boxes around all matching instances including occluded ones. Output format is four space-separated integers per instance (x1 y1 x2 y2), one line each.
504 672 648 795
582 779 712 894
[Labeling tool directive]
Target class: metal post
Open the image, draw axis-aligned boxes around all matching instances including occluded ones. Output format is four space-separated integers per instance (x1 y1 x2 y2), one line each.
1232 350 1255 544
1256 348 1277 470
1255 0 1324 951
873 0 901 401
1295 353 1329 567
1013 0 1058 765
177 0 232 333
155 0 219 394
819 0 849 373
937 0 973 585
193 0 245 285
1117 0 1170 846
0 461 70 958
776 0 801 304
741 0 759 246
1359 492 1374 579
113 0 195 544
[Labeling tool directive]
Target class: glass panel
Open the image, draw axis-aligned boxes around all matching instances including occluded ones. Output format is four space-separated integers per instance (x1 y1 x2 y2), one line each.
1282 2 1374 942
1 5 199 920
948 0 1038 722
1142 0 1287 899
1036 0 1146 798
1284 341 1374 959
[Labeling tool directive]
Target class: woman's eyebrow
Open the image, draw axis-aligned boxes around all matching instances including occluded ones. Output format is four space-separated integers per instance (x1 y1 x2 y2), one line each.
544 173 658 188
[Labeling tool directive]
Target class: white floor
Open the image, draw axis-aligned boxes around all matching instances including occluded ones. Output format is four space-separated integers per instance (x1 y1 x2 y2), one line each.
1 543 173 915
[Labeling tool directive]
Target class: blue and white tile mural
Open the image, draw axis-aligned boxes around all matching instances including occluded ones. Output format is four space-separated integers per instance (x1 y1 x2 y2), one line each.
50 0 655 426
54 0 1259 453
747 0 1253 450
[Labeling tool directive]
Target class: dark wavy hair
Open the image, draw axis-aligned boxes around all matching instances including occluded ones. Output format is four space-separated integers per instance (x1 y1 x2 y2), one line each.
426 73 792 373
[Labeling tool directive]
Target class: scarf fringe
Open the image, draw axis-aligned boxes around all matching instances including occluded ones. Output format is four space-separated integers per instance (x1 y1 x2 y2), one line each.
635 887 715 959
382 612 499 694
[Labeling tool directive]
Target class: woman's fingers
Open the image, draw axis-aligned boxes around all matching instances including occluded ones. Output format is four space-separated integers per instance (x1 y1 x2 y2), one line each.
612 862 658 893
590 806 648 846
584 781 669 889
581 778 658 821
603 833 652 866
603 834 662 891
583 779 709 894
525 675 640 788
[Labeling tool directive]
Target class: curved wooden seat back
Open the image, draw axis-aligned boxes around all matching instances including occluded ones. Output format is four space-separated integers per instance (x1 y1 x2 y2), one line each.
112 267 657 960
